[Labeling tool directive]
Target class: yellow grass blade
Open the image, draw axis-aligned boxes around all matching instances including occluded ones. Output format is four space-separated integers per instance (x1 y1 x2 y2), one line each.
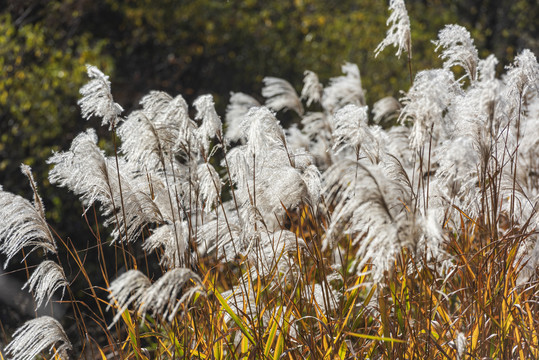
273 307 292 360
97 346 108 360
214 288 256 345
264 306 284 357
346 332 405 343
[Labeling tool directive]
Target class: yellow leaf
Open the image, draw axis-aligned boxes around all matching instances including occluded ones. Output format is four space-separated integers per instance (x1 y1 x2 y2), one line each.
471 323 479 351
97 347 108 360
213 288 255 345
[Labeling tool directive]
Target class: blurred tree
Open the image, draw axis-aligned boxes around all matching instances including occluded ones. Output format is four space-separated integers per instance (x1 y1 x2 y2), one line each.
451 0 539 61
0 4 112 225
0 1 114 335
94 0 457 111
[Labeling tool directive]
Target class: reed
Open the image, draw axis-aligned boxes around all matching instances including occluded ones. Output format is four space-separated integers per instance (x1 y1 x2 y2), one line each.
1 2 538 358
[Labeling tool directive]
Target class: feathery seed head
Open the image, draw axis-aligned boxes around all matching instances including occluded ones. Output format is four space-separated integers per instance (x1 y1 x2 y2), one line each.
196 218 242 260
322 63 365 113
505 49 539 96
249 230 304 281
372 96 401 125
255 166 309 229
331 104 374 158
434 24 479 81
399 69 459 151
49 129 163 243
5 316 72 360
455 332 467 360
197 162 223 213
374 0 412 59
20 164 46 219
194 94 223 154
262 77 304 115
478 54 499 82
303 282 340 310
107 269 152 327
0 189 56 268
118 91 195 170
225 92 260 142
138 268 203 322
301 70 323 107
302 164 322 205
285 125 311 153
23 260 68 309
241 106 286 154
78 65 123 129
142 221 189 268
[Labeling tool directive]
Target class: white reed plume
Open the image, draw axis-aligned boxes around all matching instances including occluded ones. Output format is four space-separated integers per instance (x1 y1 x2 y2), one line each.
0 188 56 269
225 92 260 142
197 162 223 213
322 63 366 114
301 112 330 140
385 126 414 167
301 164 322 205
78 65 123 129
262 77 304 115
20 164 46 218
455 332 467 360
517 237 539 286
301 70 323 107
221 284 257 324
117 91 195 170
478 54 499 82
322 159 363 249
196 217 242 260
142 220 189 268
249 229 304 282
324 162 434 283
138 268 203 322
4 316 72 360
240 106 286 155
434 136 479 201
399 69 460 151
284 125 311 153
372 96 401 125
298 112 334 167
107 269 151 327
449 331 467 360
117 111 162 167
414 208 448 265
288 143 315 169
23 260 68 309
194 94 223 155
48 129 113 210
505 49 539 98
331 104 376 161
253 165 310 229
49 129 164 243
224 145 251 196
374 0 411 59
146 92 196 151
434 24 479 81
519 98 539 175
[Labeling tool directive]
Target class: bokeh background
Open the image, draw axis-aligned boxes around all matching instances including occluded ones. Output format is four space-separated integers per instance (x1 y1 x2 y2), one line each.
0 0 538 342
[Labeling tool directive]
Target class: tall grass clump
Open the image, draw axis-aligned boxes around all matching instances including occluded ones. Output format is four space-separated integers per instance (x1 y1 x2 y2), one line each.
1 3 538 359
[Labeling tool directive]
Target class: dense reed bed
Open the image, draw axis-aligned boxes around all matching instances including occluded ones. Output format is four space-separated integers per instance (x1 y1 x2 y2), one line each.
1 1 538 359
